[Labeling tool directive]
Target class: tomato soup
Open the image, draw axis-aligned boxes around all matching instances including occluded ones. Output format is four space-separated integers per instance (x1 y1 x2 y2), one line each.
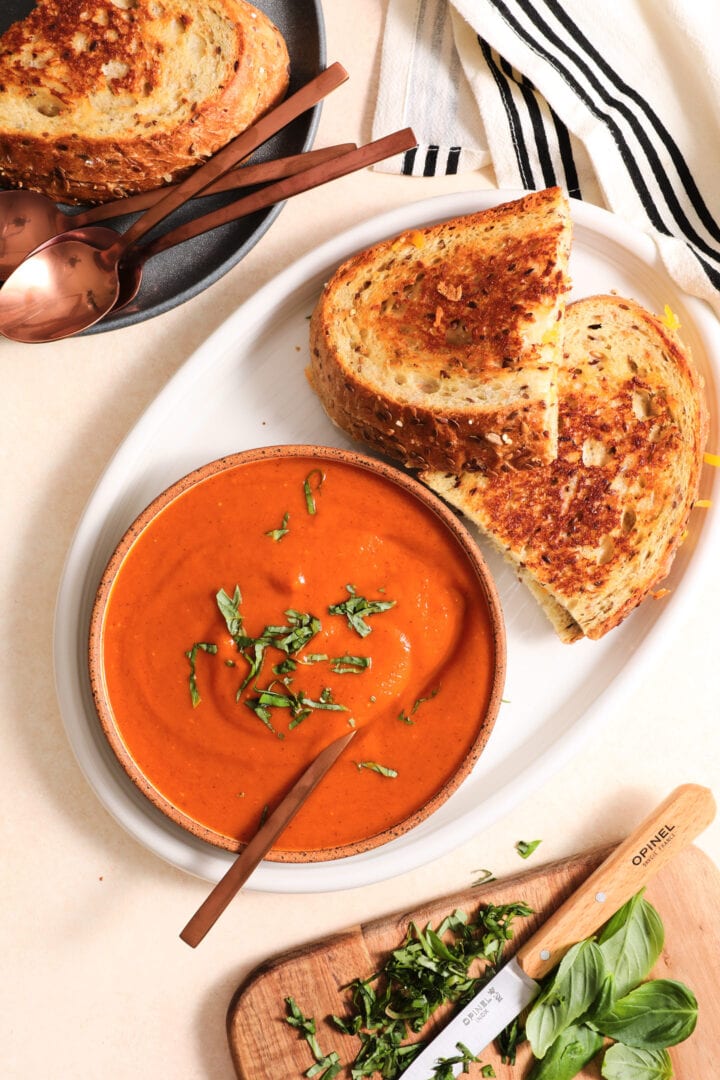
91 448 504 860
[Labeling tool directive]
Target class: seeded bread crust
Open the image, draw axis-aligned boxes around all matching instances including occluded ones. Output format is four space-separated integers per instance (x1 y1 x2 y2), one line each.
308 188 572 472
0 0 290 204
423 296 708 641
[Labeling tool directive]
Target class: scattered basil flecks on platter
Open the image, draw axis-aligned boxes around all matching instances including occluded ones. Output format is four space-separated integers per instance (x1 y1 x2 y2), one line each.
516 839 542 859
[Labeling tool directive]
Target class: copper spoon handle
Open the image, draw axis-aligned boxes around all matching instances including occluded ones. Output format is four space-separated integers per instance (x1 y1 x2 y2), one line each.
179 730 357 948
130 129 417 264
74 144 357 225
102 62 349 261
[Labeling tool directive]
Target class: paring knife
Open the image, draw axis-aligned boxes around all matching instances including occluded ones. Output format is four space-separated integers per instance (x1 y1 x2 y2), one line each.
180 729 357 948
400 783 715 1079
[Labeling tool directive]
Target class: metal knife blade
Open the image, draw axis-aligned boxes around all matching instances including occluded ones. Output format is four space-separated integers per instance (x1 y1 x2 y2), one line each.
180 728 357 947
400 783 715 1078
399 958 539 1079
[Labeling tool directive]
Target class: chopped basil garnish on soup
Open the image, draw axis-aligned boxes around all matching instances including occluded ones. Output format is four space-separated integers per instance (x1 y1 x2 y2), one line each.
328 584 397 637
330 654 371 674
216 585 243 639
184 642 218 707
245 681 347 734
398 685 441 723
303 468 325 514
265 511 290 541
356 761 398 778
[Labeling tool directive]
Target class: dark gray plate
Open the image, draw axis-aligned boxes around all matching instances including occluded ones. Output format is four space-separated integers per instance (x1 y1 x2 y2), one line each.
0 1 326 333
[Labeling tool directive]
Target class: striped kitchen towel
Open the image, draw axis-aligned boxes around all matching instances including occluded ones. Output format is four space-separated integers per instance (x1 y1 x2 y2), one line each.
372 0 720 317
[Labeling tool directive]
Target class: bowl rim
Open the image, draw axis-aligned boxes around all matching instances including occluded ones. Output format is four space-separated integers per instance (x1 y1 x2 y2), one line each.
88 443 507 862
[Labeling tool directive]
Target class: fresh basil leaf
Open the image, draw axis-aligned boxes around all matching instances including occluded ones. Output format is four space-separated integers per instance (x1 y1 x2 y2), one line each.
472 869 497 887
601 1044 673 1080
329 584 396 637
331 901 532 1078
303 468 325 514
356 761 398 778
527 1022 603 1080
526 940 606 1058
496 1014 523 1066
598 892 664 1001
398 686 440 724
430 1041 480 1077
330 654 371 674
265 511 290 541
303 688 348 712
216 586 243 638
244 696 281 736
284 997 341 1079
237 638 267 695
269 611 323 655
590 978 697 1048
184 642 218 707
235 611 322 691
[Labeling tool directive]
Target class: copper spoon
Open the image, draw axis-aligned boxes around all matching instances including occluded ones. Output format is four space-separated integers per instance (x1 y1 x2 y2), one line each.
179 729 356 948
0 144 356 279
44 128 416 314
0 62 348 343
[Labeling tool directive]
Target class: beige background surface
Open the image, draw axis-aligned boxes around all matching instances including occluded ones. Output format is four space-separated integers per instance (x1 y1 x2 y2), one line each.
2 4 718 1078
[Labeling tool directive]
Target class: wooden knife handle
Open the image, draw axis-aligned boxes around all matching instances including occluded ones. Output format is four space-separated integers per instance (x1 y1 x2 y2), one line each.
516 784 715 980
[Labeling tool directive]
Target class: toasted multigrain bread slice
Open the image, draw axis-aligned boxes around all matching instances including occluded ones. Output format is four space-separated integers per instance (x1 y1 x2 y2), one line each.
422 296 708 641
308 187 572 472
0 0 289 204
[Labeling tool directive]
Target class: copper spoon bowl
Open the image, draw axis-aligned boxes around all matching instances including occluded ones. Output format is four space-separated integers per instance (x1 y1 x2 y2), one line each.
0 145 355 281
36 129 416 315
0 62 348 343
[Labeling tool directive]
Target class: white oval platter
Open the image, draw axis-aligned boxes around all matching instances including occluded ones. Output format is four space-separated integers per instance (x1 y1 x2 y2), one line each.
53 190 720 892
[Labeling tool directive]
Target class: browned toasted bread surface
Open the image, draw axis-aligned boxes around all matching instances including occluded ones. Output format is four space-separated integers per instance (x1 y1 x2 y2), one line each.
424 296 708 641
308 187 572 471
0 0 289 203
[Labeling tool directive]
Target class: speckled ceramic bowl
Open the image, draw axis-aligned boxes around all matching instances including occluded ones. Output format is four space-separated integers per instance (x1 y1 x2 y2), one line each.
89 445 506 861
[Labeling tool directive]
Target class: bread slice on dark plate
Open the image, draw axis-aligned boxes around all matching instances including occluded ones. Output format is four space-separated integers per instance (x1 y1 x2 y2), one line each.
308 187 572 473
423 295 709 641
0 0 290 203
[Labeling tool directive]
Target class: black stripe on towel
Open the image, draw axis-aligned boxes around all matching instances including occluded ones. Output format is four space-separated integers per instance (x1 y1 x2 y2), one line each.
446 146 461 174
402 146 418 176
486 0 720 288
481 39 582 197
550 110 582 199
479 40 536 188
424 145 440 176
540 0 720 244
506 63 558 187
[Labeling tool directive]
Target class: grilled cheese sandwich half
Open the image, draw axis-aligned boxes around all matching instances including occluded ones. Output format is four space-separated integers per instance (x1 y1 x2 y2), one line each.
423 295 708 641
309 187 572 473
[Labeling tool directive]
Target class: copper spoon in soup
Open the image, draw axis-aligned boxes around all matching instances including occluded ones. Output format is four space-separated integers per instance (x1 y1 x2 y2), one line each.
180 729 357 947
36 129 416 315
0 63 348 343
0 144 355 280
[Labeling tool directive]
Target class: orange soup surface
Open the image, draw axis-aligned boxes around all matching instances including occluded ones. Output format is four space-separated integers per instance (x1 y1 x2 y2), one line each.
99 454 499 857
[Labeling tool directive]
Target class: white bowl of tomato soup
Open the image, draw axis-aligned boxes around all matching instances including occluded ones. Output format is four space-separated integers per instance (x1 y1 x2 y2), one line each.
88 445 505 862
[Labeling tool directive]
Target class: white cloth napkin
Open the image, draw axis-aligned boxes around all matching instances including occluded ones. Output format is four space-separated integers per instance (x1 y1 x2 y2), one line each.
372 0 720 318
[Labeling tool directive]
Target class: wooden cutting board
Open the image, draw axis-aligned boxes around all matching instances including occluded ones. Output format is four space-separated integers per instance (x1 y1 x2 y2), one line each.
227 845 720 1078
